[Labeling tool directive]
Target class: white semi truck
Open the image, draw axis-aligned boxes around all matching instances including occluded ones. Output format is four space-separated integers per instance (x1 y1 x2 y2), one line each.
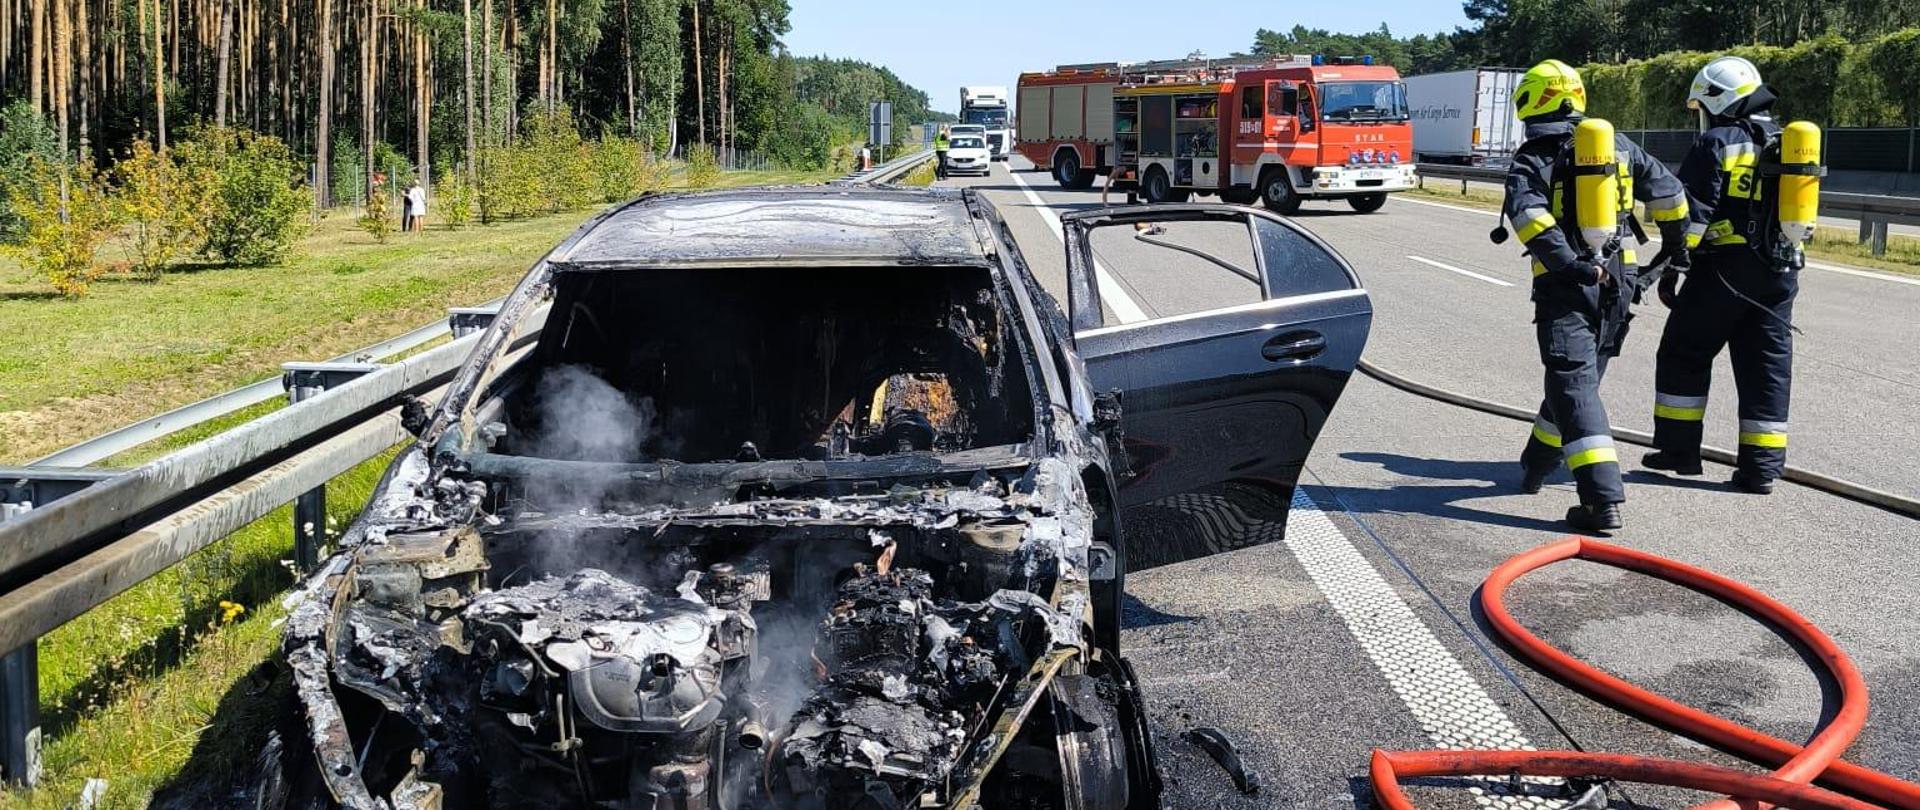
1404 68 1524 165
960 86 1013 161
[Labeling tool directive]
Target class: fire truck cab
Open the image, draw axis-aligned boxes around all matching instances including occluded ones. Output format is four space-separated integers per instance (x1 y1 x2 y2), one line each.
1019 57 1417 214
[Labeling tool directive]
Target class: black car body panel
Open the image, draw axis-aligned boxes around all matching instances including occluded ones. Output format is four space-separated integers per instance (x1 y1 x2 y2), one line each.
271 186 1370 810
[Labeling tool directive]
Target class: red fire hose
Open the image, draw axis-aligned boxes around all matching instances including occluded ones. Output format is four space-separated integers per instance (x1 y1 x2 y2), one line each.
1369 537 1920 810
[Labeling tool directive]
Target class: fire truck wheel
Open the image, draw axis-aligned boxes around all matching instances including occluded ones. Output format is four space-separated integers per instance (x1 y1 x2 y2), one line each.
1348 193 1388 213
1141 167 1187 204
1259 168 1302 215
1055 151 1096 190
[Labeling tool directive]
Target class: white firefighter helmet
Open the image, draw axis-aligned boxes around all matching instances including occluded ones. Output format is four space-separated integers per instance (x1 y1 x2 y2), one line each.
1688 56 1765 125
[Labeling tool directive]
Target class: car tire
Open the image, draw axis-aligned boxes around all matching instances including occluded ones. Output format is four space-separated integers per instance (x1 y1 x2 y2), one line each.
1348 192 1388 213
1056 150 1096 190
1259 167 1302 215
1142 167 1186 204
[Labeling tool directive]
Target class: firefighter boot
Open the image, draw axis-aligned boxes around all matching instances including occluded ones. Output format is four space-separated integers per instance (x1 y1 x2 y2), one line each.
1519 463 1550 495
1641 451 1703 476
1565 502 1623 532
1729 469 1776 495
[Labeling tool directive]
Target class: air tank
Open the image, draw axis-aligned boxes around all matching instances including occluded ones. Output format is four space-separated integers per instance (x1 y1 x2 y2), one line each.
1573 118 1619 254
1778 120 1822 245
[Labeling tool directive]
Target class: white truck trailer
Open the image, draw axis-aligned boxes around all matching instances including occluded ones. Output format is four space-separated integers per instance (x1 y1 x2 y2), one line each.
960 85 1014 160
1405 68 1524 165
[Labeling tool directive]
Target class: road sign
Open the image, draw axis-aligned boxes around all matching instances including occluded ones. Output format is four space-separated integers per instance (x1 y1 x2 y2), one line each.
869 101 892 146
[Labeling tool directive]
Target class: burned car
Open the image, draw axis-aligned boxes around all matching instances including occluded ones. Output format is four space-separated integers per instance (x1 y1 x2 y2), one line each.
260 186 1371 809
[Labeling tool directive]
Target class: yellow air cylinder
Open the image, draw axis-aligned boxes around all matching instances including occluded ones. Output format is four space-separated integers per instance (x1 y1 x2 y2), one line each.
1573 118 1619 254
1778 121 1822 245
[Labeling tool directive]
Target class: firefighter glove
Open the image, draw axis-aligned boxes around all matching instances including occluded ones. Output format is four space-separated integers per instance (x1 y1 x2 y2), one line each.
1657 268 1682 309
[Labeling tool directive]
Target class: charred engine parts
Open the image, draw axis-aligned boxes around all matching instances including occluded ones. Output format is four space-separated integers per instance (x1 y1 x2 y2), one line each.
778 566 1006 809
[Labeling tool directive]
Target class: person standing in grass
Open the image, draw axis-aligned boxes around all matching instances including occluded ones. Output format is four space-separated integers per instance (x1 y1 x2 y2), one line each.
406 181 427 233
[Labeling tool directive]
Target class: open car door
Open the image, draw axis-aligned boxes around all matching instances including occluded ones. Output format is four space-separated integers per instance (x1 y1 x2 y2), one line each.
1062 204 1372 570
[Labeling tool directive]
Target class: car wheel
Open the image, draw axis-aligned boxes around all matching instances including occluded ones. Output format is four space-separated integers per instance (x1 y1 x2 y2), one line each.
1259 168 1302 214
1057 150 1095 190
1348 192 1388 213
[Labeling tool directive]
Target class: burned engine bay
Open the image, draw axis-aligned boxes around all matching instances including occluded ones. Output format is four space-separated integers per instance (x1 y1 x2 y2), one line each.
279 262 1134 809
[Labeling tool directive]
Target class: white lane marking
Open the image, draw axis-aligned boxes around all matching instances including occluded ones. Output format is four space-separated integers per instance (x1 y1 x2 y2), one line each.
1396 194 1502 218
1804 259 1920 287
1407 254 1514 287
1157 489 1559 807
1282 490 1559 807
1005 167 1149 323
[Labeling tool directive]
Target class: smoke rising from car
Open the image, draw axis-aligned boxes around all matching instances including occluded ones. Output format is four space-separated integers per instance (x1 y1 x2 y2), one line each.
529 364 657 463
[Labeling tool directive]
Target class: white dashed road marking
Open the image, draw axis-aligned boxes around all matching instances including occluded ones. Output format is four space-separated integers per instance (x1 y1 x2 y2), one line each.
1408 255 1515 287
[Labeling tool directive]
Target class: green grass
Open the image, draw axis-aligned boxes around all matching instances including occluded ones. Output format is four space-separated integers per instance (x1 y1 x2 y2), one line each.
897 157 938 187
0 164 839 465
1404 185 1920 276
0 449 397 810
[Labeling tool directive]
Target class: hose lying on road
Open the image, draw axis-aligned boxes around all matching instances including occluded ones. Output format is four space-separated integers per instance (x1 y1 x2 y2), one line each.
1354 358 1920 520
1372 537 1920 810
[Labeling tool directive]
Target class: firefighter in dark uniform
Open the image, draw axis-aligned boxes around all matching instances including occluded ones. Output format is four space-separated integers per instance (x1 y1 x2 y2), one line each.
1506 60 1692 531
1644 56 1797 494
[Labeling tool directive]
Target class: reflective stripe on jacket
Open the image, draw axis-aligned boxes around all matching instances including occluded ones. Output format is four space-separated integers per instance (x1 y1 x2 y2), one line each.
1502 118 1688 283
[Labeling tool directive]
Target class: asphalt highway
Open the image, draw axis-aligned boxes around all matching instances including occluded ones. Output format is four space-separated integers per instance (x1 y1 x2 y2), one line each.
935 159 1920 809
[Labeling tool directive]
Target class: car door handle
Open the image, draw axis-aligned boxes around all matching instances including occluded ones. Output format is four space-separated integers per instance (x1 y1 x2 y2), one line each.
1262 331 1326 362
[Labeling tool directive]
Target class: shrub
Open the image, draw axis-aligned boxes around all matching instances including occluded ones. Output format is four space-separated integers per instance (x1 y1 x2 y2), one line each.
593 134 647 203
112 138 216 278
0 100 59 243
435 172 475 228
523 108 595 212
477 144 540 222
177 127 312 265
684 143 720 189
359 178 395 242
2 157 117 296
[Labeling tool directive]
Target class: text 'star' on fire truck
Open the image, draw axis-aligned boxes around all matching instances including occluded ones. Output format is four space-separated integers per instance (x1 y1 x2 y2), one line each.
1016 55 1417 213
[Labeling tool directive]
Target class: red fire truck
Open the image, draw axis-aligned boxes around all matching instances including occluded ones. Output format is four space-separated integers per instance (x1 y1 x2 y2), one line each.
1016 56 1417 213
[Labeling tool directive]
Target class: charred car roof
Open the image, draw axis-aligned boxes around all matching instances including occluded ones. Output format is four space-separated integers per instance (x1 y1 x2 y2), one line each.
551 185 992 270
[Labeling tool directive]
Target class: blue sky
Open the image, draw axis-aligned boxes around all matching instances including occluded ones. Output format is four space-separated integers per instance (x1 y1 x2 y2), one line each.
785 1 1472 114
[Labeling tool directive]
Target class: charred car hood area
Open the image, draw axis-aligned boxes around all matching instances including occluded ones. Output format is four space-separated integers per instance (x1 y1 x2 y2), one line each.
275 188 1150 810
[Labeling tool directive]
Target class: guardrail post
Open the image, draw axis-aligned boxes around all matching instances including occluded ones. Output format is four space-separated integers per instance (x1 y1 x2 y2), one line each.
1859 219 1890 257
0 469 117 786
281 363 383 570
447 305 500 338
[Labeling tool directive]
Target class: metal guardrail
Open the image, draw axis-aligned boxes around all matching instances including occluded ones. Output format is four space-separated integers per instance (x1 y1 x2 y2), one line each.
839 147 935 185
30 300 504 469
1414 162 1920 256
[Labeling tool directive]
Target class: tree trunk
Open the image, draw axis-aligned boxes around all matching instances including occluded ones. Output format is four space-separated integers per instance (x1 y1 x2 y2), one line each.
363 0 375 205
544 0 556 114
415 0 428 189
621 0 634 134
53 0 68 157
28 0 42 114
463 0 476 180
691 0 703 144
316 0 332 206
75 0 89 161
213 0 231 126
153 0 166 148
